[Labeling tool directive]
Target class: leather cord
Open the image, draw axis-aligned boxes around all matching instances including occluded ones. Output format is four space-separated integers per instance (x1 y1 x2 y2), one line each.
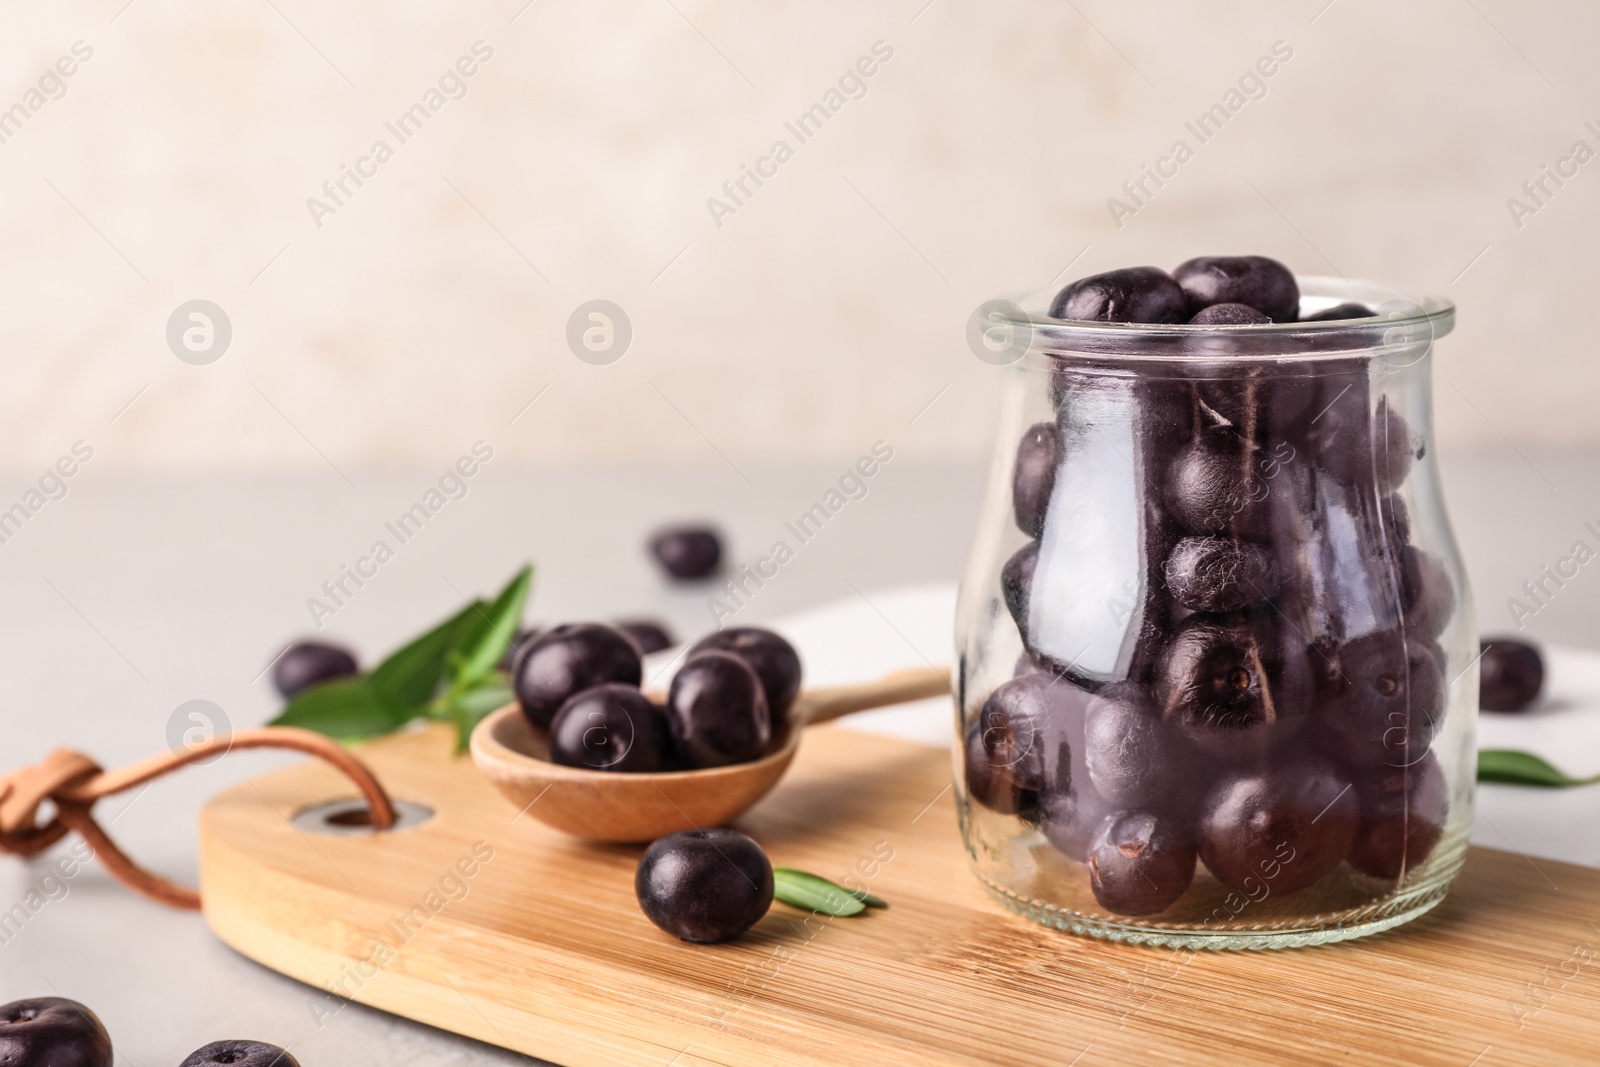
0 727 396 911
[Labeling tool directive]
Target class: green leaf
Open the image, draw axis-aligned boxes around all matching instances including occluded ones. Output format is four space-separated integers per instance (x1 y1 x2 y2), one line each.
447 565 533 690
454 679 515 721
772 868 868 917
1479 749 1600 788
440 679 515 754
271 564 534 751
270 678 414 741
848 888 889 909
430 565 532 754
366 598 482 711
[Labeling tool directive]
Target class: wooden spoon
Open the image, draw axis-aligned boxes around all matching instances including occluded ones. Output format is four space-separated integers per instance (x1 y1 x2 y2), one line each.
470 665 951 843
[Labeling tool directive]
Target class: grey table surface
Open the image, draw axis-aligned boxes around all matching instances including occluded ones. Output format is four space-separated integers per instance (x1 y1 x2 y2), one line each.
1 452 1596 1066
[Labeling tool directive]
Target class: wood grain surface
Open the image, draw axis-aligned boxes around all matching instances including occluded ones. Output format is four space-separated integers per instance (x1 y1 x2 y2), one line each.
198 723 1600 1067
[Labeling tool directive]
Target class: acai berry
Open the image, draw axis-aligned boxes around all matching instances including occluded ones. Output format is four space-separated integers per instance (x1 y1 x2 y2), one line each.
617 618 676 655
650 525 723 580
1478 638 1544 712
666 651 771 768
1173 255 1299 322
180 1041 301 1067
1049 266 1189 324
0 998 113 1067
687 627 802 721
271 641 359 699
548 684 675 772
635 829 774 943
515 623 643 729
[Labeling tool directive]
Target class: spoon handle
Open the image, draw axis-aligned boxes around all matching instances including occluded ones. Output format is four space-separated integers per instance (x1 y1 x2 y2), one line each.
793 665 952 727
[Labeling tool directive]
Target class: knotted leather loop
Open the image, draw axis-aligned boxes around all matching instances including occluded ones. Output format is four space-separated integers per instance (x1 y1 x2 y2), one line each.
0 728 395 910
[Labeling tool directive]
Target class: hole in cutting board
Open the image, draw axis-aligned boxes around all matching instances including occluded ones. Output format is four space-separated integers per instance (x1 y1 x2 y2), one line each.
291 798 435 836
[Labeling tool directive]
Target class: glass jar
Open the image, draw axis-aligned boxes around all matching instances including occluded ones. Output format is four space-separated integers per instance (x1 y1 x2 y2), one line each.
954 278 1473 950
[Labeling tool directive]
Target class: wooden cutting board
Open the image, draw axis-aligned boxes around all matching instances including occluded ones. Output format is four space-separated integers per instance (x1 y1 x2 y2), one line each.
198 723 1600 1067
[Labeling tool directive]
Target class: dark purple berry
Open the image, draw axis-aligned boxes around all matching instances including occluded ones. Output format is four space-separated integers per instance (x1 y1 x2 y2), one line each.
1011 422 1060 538
666 651 771 767
649 525 723 580
0 998 113 1067
1083 688 1192 813
549 684 675 772
976 675 1073 791
1313 391 1415 493
1166 428 1272 537
1164 536 1275 612
1297 490 1423 655
616 618 675 655
1399 546 1455 640
1318 631 1445 766
1199 759 1357 895
964 724 1035 818
1001 541 1038 637
1379 495 1411 545
1372 398 1417 489
1157 613 1309 757
636 828 773 943
1049 266 1189 324
1304 302 1374 321
687 627 802 720
1188 302 1270 325
499 626 546 674
180 1040 300 1067
1173 255 1299 322
1087 811 1197 915
271 641 358 699
974 681 1046 796
1347 754 1448 880
1180 367 1317 437
515 623 642 729
1479 638 1544 712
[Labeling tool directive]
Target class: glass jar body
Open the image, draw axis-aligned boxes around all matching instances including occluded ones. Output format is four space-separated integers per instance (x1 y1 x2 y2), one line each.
954 317 1475 949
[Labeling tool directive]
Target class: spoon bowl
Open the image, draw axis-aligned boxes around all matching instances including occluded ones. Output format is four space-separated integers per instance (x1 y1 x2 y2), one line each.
470 665 950 842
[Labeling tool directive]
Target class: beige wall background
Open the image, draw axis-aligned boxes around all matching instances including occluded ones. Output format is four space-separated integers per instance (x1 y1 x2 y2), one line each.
0 0 1594 475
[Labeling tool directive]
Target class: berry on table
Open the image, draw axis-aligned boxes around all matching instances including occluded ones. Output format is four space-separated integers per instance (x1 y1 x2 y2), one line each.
1478 638 1544 712
0 998 113 1067
180 1041 300 1067
271 641 358 699
649 525 723 580
635 829 774 943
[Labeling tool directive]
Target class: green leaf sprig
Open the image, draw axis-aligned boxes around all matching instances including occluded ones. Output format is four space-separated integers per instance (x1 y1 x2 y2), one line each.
772 868 887 917
1478 749 1600 788
271 565 531 753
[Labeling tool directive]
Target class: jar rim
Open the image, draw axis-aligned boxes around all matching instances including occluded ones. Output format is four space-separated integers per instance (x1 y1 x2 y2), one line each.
983 275 1455 364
